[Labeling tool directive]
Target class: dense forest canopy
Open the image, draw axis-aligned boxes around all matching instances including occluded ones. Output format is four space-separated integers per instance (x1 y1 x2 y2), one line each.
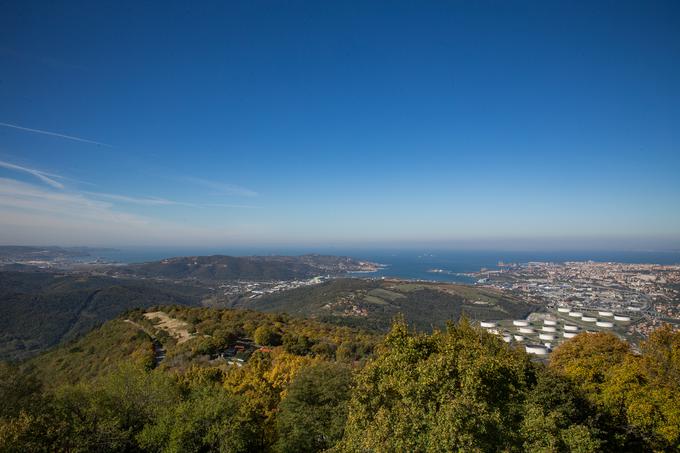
1 306 679 452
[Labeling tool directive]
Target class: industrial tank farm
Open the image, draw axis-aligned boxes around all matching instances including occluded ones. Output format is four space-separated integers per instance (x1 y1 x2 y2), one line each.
476 307 638 356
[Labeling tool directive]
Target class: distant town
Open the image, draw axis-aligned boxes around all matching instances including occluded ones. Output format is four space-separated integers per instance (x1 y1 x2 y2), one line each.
469 261 680 351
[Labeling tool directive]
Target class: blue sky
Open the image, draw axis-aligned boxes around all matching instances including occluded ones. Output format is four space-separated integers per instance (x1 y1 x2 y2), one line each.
0 1 678 249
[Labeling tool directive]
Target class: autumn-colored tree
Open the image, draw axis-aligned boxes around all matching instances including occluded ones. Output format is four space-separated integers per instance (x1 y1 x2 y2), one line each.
339 318 534 452
254 324 282 346
550 332 630 402
552 326 680 451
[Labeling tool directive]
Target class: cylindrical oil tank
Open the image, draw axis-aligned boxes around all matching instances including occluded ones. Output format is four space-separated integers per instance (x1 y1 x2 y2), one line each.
525 344 549 355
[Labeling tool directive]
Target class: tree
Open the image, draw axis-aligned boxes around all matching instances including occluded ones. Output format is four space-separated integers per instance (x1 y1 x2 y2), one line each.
137 385 260 453
276 362 352 452
0 363 43 419
550 332 630 402
521 368 603 452
339 319 533 451
254 325 282 347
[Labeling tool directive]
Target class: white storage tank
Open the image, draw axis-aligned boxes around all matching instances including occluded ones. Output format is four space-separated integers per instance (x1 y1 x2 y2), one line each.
480 321 497 328
519 327 535 334
542 326 557 333
563 331 578 339
564 325 579 332
569 312 583 318
513 320 530 327
525 344 549 355
596 321 614 328
598 311 614 317
557 307 570 313
539 333 556 341
614 315 631 322
582 316 597 322
544 319 558 326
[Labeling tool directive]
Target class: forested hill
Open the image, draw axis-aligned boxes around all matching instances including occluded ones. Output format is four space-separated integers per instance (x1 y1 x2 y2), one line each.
106 254 378 282
240 278 537 332
3 306 679 452
0 271 208 361
22 305 381 387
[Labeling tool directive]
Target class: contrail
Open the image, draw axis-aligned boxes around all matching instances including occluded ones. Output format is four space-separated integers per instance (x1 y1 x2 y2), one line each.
0 122 112 147
0 159 64 189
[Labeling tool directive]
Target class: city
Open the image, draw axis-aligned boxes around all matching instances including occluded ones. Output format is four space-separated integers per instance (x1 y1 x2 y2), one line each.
471 261 680 350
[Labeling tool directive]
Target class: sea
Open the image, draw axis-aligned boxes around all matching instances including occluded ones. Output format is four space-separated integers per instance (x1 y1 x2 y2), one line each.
91 247 680 284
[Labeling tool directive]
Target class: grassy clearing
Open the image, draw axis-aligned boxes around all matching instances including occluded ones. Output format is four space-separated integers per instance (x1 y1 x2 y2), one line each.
367 288 406 301
144 311 194 344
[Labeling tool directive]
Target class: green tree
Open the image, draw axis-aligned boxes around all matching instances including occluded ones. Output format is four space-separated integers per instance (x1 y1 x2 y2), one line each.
339 318 533 452
521 368 603 452
137 384 260 453
276 362 352 452
254 325 282 346
47 364 181 452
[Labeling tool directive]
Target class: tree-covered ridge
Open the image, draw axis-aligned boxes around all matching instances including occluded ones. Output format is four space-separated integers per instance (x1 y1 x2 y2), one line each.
0 271 208 361
1 309 679 452
244 278 536 332
23 306 380 388
108 254 378 282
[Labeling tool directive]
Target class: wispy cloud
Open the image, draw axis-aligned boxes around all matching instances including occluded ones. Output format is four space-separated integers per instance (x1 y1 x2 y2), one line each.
0 177 261 245
203 203 259 209
0 159 259 209
0 159 64 189
184 176 259 197
83 191 193 206
0 122 112 147
0 177 147 225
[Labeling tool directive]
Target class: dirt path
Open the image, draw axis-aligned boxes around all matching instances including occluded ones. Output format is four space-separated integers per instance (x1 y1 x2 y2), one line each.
124 319 166 366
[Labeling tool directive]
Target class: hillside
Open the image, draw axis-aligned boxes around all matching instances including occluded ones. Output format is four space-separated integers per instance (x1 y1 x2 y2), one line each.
106 254 380 282
23 306 381 387
239 278 538 331
4 309 679 452
0 271 208 361
0 245 112 263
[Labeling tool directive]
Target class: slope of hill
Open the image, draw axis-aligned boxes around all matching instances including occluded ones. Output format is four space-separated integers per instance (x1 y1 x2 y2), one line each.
23 306 381 387
6 309 678 452
239 278 538 331
107 254 379 282
0 271 208 361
